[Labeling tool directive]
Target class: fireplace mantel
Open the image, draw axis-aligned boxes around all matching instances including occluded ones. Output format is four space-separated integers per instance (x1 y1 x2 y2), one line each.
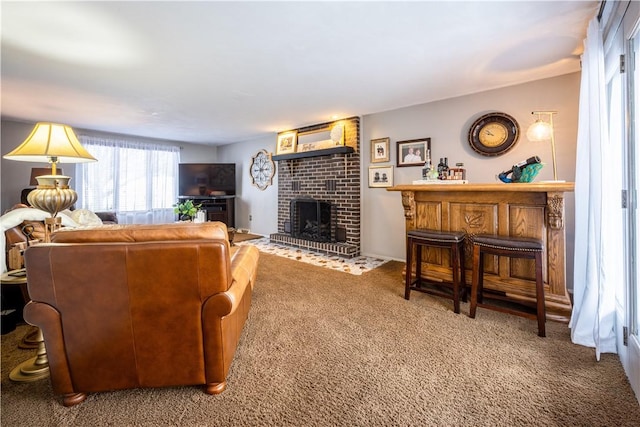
272 146 354 161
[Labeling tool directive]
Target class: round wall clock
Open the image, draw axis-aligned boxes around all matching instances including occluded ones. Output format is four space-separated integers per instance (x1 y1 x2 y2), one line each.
250 149 275 190
468 112 520 156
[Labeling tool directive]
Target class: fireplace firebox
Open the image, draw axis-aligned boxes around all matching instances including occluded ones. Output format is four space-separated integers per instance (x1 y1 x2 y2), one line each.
290 198 336 242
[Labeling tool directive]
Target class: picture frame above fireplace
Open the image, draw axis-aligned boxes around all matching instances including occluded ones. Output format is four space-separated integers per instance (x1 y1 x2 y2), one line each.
368 165 393 188
276 130 298 155
397 137 431 167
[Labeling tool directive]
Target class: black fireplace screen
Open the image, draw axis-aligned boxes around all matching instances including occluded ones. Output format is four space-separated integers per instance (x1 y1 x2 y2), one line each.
290 198 337 242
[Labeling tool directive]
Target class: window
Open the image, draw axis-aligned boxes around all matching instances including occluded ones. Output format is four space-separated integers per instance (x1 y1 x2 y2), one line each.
75 136 180 224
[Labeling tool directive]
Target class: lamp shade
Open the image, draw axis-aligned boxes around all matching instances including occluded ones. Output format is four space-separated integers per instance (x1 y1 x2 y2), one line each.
526 119 553 142
3 122 96 163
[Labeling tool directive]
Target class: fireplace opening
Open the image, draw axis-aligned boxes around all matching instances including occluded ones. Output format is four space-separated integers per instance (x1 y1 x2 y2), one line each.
290 198 336 242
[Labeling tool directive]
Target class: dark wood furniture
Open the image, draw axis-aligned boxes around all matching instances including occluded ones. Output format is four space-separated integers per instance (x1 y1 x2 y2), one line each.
180 196 235 228
405 229 466 313
469 235 546 337
387 182 574 322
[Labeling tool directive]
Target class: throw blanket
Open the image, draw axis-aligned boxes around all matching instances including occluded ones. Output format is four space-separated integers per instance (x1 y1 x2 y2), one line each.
0 208 79 274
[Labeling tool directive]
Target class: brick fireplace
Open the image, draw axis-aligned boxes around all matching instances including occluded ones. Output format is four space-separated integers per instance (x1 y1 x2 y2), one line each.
270 117 361 257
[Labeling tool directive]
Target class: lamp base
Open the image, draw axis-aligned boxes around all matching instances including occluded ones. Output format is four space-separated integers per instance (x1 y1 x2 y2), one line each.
9 357 50 382
9 328 49 382
44 217 62 242
27 174 77 241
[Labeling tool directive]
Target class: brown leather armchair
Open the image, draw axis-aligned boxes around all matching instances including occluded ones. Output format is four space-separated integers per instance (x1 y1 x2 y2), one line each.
23 222 259 406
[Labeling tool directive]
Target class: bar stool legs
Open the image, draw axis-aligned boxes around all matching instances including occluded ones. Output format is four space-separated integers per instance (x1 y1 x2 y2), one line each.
405 230 466 314
469 235 546 337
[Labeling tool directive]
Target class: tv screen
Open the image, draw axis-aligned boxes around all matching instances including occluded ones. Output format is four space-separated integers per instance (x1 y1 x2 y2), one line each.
179 163 236 197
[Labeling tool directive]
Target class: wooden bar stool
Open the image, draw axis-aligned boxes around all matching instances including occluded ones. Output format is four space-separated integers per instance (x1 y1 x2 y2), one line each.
469 235 546 337
405 229 466 313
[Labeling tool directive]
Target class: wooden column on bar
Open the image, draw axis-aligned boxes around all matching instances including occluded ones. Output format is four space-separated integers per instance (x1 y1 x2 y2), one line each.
388 182 575 322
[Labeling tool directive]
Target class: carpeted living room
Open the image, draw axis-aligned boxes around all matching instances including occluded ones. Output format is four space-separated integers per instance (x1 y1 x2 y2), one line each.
2 1 640 426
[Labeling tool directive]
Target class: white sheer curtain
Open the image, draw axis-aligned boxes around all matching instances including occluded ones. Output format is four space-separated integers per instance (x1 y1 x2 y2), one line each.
569 17 618 358
75 136 180 224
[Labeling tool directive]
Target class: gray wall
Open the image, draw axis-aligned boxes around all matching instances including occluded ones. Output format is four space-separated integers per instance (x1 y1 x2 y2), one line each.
1 120 44 211
217 135 278 236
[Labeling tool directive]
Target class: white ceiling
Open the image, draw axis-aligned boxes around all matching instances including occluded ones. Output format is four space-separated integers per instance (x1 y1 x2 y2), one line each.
1 1 599 145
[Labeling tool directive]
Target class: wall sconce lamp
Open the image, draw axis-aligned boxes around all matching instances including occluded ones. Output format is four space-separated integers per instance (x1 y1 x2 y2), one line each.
3 122 97 241
526 111 559 181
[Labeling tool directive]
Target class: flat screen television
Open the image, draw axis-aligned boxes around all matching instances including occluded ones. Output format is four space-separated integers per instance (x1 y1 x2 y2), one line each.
179 163 236 197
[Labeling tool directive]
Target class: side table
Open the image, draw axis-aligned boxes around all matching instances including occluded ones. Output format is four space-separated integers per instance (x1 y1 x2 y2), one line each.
1 269 50 382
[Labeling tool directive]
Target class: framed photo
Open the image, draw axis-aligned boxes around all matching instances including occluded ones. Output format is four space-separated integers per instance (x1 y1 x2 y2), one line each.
370 137 390 163
276 131 298 155
368 165 393 188
397 137 431 167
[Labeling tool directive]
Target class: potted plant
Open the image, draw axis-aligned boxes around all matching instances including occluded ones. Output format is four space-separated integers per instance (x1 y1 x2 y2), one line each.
173 199 202 221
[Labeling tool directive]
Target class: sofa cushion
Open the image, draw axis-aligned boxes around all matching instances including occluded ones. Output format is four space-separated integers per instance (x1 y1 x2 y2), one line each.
66 209 104 227
51 221 229 244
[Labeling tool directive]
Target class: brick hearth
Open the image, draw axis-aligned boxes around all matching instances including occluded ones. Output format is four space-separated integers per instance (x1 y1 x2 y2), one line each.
270 117 361 257
269 233 359 257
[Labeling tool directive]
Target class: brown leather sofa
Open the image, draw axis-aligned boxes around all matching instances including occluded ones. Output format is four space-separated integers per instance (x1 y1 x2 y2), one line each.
23 221 259 406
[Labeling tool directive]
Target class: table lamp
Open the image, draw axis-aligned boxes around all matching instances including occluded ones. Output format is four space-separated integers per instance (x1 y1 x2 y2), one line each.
526 111 561 181
3 122 96 241
3 123 96 383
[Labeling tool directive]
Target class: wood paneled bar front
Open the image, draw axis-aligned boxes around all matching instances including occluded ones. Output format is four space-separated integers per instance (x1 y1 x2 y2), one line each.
387 182 575 322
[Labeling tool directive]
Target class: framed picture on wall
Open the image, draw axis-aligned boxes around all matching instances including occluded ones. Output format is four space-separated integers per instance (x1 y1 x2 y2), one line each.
397 137 431 167
368 165 394 188
370 137 390 163
276 131 298 155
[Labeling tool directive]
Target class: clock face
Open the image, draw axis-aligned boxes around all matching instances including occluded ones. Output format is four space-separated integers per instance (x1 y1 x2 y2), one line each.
468 112 519 156
478 122 508 147
250 150 275 190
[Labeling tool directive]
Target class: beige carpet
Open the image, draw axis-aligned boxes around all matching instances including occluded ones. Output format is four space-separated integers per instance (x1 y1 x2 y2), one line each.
2 254 639 426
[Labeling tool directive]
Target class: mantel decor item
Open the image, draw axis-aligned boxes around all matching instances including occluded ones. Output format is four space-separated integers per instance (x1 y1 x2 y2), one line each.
296 122 345 152
468 112 520 156
370 137 390 163
397 138 431 167
276 130 297 155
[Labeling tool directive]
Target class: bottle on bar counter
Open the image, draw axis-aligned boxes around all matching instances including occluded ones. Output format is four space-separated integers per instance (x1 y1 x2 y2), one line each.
422 149 432 179
452 162 466 180
438 157 449 180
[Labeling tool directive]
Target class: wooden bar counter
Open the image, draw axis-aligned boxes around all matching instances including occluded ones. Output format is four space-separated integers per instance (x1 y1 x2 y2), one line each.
387 182 575 322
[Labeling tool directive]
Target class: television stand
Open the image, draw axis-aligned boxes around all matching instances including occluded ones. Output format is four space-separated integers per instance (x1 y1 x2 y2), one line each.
180 196 235 228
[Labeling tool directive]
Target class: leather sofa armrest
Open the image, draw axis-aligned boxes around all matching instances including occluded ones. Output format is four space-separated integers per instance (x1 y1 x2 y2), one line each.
230 245 260 291
204 244 259 317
